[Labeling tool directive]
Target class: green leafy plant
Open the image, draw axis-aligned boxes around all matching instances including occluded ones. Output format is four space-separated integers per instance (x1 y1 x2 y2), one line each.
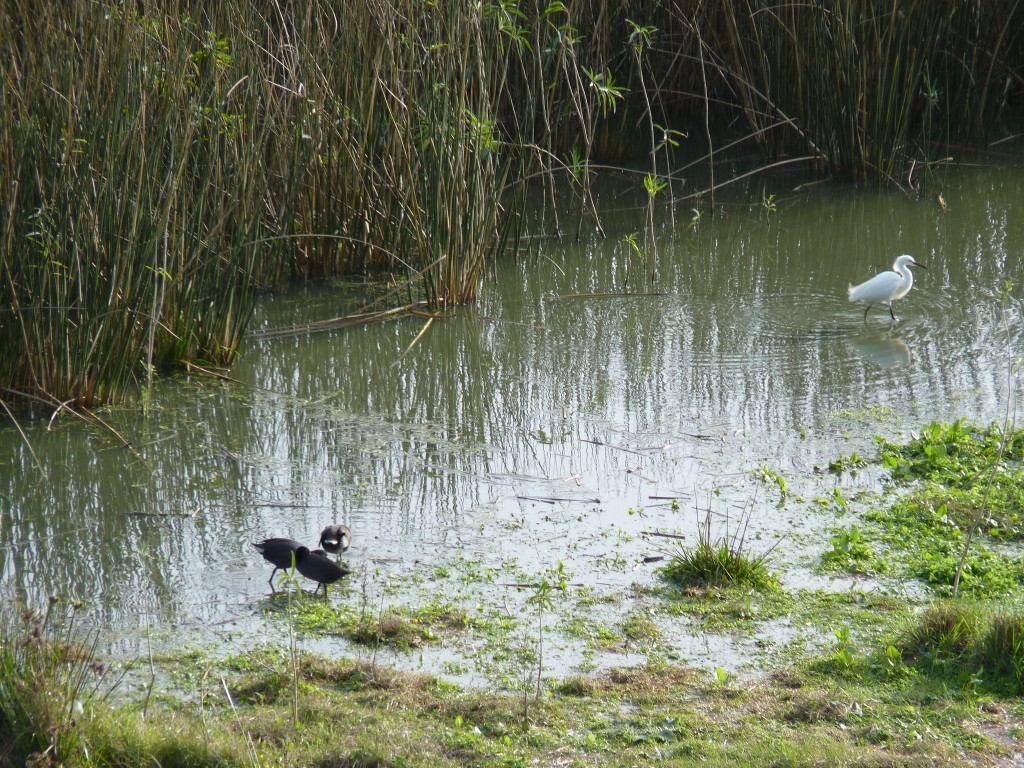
868 415 1024 596
821 525 876 573
755 466 789 504
828 452 869 475
643 173 668 199
713 666 736 686
883 644 906 677
832 625 854 668
582 67 626 116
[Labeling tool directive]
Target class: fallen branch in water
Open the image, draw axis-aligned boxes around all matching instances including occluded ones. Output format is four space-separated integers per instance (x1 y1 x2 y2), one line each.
641 530 687 540
251 302 431 340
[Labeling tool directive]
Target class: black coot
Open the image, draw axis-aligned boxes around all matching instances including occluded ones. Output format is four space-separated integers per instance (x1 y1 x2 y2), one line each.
253 538 302 586
295 546 349 594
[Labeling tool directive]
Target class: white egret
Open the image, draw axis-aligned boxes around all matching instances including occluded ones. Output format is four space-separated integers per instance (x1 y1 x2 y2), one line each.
847 254 925 321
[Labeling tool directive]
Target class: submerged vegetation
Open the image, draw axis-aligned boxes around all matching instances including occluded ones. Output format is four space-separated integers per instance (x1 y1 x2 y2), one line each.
2 0 1023 408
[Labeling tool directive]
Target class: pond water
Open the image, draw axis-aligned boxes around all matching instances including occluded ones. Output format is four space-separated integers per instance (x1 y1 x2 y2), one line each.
2 156 1023 684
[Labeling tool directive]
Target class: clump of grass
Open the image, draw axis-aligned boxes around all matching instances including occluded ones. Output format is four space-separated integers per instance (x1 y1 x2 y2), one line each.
0 600 108 766
555 676 601 697
660 506 778 591
977 613 1024 687
900 603 1024 695
230 655 439 705
901 603 982 662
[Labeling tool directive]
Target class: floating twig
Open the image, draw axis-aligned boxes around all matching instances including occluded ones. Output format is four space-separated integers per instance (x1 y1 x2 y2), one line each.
581 438 647 456
543 292 668 300
641 530 687 540
499 582 585 590
398 316 434 358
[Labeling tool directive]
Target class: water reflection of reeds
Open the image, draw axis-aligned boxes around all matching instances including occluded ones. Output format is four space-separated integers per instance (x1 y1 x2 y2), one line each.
1 164 1022 661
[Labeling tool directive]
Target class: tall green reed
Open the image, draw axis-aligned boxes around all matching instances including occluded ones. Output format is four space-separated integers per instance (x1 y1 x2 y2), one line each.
0 2 280 407
676 0 1022 182
1 0 1021 410
286 1 518 305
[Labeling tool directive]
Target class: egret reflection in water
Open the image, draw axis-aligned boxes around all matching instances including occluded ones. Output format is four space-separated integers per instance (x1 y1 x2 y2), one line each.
846 332 911 369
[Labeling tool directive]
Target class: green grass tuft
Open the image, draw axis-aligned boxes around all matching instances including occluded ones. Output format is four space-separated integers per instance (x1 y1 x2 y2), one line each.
661 540 777 590
660 507 778 591
900 603 1024 695
0 601 107 766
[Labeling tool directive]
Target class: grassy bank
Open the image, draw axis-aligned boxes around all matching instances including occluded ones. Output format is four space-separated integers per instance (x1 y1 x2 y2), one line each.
2 599 1022 768
2 1 1022 408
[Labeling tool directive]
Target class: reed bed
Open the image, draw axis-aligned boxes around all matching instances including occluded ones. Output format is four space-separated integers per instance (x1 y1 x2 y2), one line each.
691 0 1023 181
0 1 279 406
1 0 1021 408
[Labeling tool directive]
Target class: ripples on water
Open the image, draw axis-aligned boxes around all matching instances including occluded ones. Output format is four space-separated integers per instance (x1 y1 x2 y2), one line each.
1 160 1022 675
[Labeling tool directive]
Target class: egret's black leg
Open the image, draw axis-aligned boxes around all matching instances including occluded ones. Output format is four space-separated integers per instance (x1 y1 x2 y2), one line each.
863 304 872 322
888 304 897 321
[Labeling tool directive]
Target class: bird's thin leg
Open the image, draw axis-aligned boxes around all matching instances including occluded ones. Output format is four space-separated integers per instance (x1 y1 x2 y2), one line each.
268 568 278 588
888 304 897 321
863 304 872 322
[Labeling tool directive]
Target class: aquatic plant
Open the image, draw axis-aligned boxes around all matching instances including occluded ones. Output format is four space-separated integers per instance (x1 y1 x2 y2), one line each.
660 505 778 590
868 418 1024 596
820 525 876 574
